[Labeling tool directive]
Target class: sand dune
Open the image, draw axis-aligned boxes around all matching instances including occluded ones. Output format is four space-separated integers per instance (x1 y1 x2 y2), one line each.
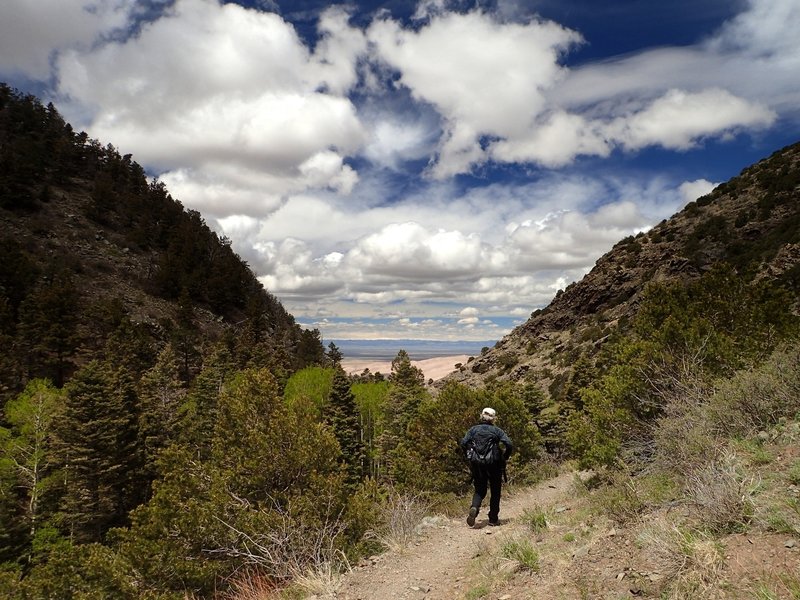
340 354 469 382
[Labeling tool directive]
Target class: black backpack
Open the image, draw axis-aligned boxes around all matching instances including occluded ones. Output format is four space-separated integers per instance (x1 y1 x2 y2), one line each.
466 429 499 465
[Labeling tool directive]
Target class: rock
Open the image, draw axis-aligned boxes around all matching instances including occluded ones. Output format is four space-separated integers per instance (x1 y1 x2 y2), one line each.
497 561 521 576
785 539 797 548
573 546 589 559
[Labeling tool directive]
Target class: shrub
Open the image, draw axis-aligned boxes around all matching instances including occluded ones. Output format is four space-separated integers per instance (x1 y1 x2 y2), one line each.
589 473 646 525
788 460 800 486
685 451 757 534
365 487 431 552
709 346 800 436
653 408 721 473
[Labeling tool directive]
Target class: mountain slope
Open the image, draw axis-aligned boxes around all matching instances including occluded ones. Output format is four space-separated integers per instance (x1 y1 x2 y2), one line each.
0 84 318 398
443 141 800 390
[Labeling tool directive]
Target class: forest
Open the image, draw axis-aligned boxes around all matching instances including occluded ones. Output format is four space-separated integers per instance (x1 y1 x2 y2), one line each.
1 85 799 598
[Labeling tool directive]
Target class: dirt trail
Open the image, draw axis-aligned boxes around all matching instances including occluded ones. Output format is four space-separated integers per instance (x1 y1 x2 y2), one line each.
334 471 577 600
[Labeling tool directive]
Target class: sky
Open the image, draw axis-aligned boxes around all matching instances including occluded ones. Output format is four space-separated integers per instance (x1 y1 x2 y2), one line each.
1 0 799 342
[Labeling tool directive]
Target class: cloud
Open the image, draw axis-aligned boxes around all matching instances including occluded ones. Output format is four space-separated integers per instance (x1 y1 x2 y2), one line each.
679 179 718 204
0 0 133 79
1 0 796 342
368 9 582 177
362 4 785 176
244 173 690 340
52 0 365 216
607 88 775 151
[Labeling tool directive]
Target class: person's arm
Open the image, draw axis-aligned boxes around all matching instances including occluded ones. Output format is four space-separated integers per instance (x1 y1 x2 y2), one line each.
497 427 513 460
459 427 473 452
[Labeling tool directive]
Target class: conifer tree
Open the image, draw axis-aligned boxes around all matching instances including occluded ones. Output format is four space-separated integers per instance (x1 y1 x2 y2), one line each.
56 361 140 543
138 344 184 485
178 344 235 459
171 287 199 382
326 342 343 367
16 271 79 386
379 350 427 482
326 367 366 487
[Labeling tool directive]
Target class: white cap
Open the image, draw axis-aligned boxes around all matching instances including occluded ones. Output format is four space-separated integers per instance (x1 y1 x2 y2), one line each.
480 407 496 422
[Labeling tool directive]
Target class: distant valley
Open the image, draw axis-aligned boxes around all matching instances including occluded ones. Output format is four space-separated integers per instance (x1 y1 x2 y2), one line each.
330 338 496 361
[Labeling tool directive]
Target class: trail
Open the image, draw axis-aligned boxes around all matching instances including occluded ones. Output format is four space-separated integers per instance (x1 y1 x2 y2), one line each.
334 471 576 600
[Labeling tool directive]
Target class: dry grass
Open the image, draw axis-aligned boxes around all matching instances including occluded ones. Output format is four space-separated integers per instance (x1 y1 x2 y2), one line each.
223 570 279 600
684 450 757 534
639 516 725 598
365 488 431 552
589 471 647 525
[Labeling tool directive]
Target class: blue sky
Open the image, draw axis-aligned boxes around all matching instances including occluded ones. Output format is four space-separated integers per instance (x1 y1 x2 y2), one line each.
1 0 798 341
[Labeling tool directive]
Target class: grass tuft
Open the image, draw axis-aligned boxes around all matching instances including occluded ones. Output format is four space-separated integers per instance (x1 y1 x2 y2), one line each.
500 538 540 572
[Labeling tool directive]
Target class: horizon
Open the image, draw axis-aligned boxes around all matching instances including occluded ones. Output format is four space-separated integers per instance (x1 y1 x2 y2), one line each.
2 1 799 341
329 338 496 360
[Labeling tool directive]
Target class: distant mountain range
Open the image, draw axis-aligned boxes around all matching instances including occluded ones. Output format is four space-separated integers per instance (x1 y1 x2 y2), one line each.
331 339 497 360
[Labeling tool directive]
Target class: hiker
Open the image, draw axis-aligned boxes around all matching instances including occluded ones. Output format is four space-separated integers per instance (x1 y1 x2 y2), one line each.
460 407 513 527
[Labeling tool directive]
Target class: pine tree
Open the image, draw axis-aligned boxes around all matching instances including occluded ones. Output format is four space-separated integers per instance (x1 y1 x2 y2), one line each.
178 344 235 459
56 361 140 543
326 342 343 367
171 287 199 382
379 350 427 482
326 367 365 487
138 344 184 485
16 271 79 386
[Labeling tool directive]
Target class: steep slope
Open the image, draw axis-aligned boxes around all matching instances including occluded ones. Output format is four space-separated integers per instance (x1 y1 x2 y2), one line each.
443 142 800 390
0 84 317 398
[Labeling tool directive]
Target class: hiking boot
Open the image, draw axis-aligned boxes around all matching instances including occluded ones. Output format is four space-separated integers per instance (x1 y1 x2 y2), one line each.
467 506 478 527
488 519 500 526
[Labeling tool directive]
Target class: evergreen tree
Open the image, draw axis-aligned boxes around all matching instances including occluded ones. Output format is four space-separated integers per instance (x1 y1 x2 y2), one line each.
295 327 325 369
379 350 427 482
171 287 199 382
56 361 140 543
326 367 366 487
138 344 184 486
16 271 79 386
177 344 235 459
326 342 343 367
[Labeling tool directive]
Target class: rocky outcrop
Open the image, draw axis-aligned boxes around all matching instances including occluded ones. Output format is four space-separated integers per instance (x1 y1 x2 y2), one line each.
442 142 800 389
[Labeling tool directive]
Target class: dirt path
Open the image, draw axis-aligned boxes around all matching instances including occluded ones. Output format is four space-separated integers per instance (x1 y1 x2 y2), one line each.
334 471 577 600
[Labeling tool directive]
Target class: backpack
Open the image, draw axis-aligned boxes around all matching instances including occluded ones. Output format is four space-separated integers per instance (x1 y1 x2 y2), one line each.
466 429 499 465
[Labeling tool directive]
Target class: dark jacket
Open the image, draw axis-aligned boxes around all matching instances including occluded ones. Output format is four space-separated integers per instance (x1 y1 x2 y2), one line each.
460 422 513 463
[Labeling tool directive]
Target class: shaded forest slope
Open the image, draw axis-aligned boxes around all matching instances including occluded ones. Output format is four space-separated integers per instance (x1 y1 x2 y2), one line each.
0 84 322 400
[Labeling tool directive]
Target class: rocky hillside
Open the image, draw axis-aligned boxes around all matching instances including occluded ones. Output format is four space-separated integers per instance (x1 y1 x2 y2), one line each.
0 84 319 398
444 142 800 390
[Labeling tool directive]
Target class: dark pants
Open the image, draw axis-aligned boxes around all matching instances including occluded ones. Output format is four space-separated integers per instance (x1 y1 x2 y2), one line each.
470 463 503 522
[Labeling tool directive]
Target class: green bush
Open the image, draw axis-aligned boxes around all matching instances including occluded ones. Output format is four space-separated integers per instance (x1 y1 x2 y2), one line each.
709 346 800 436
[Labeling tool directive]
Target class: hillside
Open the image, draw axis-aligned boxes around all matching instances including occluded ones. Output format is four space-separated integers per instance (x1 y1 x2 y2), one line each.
444 142 800 391
0 84 321 399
